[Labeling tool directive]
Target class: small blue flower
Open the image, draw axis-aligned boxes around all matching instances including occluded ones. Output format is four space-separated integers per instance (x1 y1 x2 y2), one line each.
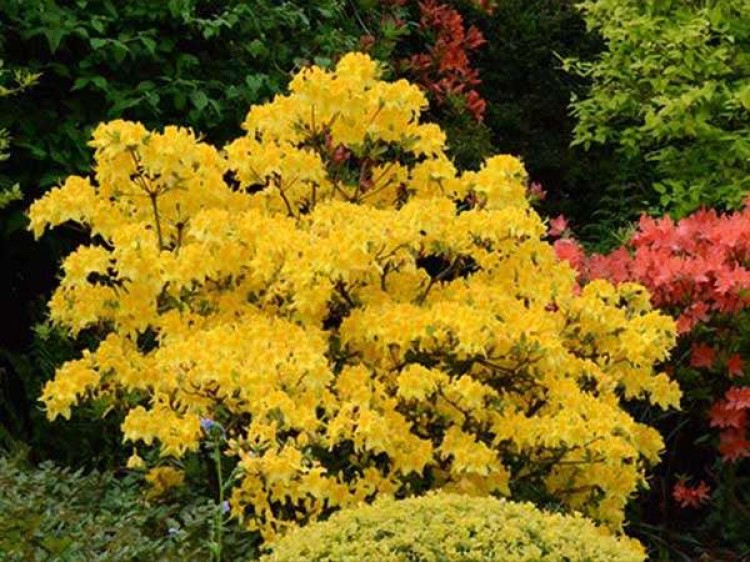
167 526 180 537
221 500 230 514
200 417 217 431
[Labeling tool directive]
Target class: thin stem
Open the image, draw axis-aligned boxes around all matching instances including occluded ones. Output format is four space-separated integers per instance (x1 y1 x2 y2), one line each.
149 193 165 251
274 174 297 218
359 161 397 203
175 222 185 254
213 441 224 562
417 257 460 305
347 0 371 35
331 178 355 202
128 148 164 251
127 148 152 195
354 157 370 201
335 280 356 308
365 104 383 130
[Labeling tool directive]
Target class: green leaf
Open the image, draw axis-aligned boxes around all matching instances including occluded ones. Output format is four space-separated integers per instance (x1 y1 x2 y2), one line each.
190 91 209 111
244 74 264 97
140 36 157 56
71 77 90 91
3 209 29 238
173 90 187 110
109 96 142 114
111 41 129 64
91 76 108 90
90 18 105 34
737 85 750 110
44 28 66 53
248 39 267 58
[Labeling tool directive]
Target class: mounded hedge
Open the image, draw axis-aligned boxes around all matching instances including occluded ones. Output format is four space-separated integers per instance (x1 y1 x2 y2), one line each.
263 493 646 562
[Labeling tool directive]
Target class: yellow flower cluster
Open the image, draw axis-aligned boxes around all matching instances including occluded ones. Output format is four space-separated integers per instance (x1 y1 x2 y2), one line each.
29 52 679 538
145 466 185 497
264 493 646 562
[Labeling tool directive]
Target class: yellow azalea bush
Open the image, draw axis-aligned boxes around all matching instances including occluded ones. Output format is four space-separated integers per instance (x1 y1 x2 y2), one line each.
29 52 679 538
263 493 646 561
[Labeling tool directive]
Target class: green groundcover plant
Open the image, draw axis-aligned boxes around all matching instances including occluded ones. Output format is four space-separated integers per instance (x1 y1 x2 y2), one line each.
0 453 259 561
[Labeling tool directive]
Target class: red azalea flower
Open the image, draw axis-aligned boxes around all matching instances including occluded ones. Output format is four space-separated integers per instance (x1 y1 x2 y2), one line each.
548 215 568 238
708 400 747 429
719 429 750 462
527 182 547 202
690 343 716 369
554 239 585 270
725 386 750 410
727 354 745 378
673 479 711 508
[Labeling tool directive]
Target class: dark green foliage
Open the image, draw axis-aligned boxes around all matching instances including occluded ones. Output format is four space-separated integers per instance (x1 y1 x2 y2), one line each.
467 0 615 235
0 60 38 208
0 453 259 561
441 105 495 170
625 403 750 560
0 0 362 467
1 0 359 189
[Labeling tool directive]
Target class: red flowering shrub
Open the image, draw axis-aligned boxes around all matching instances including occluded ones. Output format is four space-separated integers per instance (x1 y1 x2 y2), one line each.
579 208 750 461
553 205 750 553
406 0 488 121
359 1 489 123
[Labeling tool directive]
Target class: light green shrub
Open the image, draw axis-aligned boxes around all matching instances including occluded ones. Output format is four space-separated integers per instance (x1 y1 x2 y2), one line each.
263 493 646 562
568 0 750 216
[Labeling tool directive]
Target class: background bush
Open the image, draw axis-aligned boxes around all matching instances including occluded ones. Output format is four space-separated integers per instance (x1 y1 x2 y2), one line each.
0 0 362 467
568 0 750 219
263 493 646 562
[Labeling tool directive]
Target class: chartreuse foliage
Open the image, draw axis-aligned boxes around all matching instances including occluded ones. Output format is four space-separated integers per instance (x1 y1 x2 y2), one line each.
263 493 646 562
29 53 678 539
568 0 750 217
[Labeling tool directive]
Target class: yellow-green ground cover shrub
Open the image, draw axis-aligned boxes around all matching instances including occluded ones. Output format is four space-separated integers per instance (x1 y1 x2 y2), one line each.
264 493 646 561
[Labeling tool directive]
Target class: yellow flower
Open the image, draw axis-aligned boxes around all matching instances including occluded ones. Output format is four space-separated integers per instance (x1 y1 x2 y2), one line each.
145 467 184 496
30 52 679 539
126 451 145 470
